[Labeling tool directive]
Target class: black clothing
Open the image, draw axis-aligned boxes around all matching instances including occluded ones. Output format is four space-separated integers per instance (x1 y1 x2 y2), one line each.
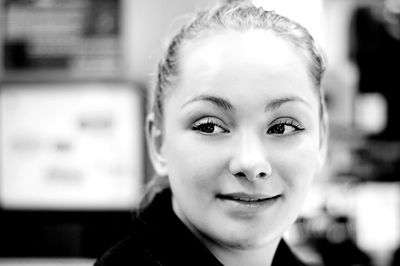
94 189 307 266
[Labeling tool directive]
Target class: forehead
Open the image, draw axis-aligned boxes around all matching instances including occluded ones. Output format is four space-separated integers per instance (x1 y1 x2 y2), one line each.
181 29 297 66
178 29 311 84
174 29 316 101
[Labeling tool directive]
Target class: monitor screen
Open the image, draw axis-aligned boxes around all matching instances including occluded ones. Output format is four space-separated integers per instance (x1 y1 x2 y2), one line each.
0 81 144 210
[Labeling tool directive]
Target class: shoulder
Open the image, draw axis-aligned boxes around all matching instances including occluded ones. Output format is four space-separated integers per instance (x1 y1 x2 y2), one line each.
93 235 161 266
94 189 223 266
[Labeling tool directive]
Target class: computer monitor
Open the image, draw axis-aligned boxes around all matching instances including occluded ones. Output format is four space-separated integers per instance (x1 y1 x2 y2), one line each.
0 81 144 210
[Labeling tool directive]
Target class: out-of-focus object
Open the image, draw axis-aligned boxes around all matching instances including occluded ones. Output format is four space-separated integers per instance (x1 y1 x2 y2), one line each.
3 39 31 69
354 182 400 266
354 92 387 135
350 0 400 141
0 81 144 210
2 0 121 77
0 258 94 266
384 0 400 17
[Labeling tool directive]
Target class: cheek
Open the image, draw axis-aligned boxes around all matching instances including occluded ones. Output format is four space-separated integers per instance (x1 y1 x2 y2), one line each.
163 134 227 188
274 138 320 192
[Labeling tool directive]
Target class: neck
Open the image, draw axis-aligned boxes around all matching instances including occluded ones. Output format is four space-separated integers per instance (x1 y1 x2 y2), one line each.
172 197 281 266
206 239 281 266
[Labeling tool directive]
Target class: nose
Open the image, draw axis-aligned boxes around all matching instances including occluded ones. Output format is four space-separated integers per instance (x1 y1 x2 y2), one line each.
228 132 272 181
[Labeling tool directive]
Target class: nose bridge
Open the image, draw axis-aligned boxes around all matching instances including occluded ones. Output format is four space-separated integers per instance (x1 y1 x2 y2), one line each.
230 129 271 179
238 130 264 161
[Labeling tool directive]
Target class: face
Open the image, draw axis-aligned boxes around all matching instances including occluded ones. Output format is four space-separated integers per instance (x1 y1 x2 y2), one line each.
150 29 325 250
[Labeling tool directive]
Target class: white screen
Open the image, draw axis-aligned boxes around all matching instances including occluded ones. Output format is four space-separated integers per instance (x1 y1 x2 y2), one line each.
0 82 144 210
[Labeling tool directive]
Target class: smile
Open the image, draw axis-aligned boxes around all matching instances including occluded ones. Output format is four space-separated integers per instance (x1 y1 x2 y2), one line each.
216 192 281 206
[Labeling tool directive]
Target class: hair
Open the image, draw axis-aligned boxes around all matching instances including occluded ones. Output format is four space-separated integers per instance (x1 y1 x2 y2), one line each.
141 1 327 209
150 1 326 128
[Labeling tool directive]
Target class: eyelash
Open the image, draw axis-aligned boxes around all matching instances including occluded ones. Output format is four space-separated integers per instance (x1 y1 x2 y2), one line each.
191 117 229 135
267 118 305 136
191 117 304 136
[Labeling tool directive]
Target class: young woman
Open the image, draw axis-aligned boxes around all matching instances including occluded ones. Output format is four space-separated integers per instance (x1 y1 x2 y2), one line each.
95 2 327 265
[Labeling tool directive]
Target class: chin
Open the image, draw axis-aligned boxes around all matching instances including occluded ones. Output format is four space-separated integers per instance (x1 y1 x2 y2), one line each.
218 232 278 251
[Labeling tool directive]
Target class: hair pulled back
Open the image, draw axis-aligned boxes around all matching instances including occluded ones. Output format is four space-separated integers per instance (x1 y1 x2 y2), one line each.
151 1 326 126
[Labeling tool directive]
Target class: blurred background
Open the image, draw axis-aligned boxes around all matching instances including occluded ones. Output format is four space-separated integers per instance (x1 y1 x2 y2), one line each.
0 0 399 265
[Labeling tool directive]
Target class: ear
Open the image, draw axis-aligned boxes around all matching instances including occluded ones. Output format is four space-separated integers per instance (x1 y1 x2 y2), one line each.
146 113 168 177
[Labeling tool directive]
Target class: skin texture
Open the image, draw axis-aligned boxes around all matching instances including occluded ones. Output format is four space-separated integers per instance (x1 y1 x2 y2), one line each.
148 29 326 266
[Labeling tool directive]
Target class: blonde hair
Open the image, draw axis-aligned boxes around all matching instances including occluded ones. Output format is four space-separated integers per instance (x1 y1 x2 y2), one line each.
150 1 326 128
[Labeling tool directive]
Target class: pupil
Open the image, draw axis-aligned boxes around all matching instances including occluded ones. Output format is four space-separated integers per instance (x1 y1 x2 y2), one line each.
202 124 214 133
273 124 285 134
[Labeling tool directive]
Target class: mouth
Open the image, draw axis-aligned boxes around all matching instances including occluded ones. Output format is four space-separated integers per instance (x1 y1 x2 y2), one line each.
216 192 281 205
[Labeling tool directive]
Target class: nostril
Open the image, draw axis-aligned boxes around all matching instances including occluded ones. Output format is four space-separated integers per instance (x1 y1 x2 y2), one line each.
234 172 246 178
234 171 269 180
258 172 267 178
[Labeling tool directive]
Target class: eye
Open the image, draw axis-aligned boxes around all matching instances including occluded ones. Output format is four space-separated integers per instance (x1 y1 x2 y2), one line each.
267 118 304 136
192 117 229 135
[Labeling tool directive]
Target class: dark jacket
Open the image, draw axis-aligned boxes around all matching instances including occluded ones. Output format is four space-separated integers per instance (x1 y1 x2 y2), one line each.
94 189 307 266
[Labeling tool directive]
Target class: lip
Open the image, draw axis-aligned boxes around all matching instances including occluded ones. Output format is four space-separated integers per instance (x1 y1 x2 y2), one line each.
216 192 281 210
217 192 276 202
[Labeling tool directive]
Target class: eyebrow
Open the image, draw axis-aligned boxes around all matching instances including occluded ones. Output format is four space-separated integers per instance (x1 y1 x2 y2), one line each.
182 94 311 112
181 95 234 111
265 96 312 112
